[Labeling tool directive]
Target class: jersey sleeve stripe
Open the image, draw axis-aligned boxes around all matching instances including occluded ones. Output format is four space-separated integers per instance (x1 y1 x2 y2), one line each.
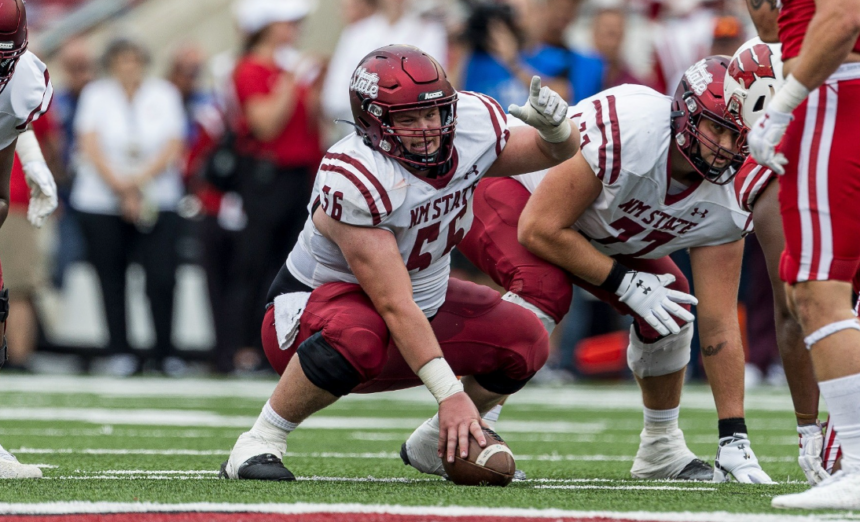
474 92 510 151
16 70 52 130
324 152 392 214
319 163 383 225
461 91 504 156
606 95 622 184
592 99 608 181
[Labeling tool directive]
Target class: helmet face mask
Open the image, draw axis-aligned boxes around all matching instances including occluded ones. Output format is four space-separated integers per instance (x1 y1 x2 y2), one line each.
349 45 458 171
671 56 746 185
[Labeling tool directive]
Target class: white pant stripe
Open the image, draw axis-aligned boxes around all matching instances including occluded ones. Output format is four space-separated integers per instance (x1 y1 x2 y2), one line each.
814 85 838 280
796 89 821 282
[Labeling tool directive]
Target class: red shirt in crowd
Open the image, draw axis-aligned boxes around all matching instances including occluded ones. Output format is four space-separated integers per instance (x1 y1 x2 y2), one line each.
232 56 322 169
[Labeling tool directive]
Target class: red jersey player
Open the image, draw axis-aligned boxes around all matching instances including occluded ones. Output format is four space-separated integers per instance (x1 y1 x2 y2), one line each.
458 57 773 483
744 0 860 510
219 45 582 481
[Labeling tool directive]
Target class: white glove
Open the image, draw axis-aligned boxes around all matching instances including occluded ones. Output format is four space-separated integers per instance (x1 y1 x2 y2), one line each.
615 271 697 337
508 76 570 143
797 424 829 486
747 107 791 175
713 434 775 484
22 161 57 228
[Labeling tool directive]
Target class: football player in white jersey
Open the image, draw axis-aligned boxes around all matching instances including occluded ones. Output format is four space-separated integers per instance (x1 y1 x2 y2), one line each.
458 56 774 483
220 45 585 481
0 0 59 479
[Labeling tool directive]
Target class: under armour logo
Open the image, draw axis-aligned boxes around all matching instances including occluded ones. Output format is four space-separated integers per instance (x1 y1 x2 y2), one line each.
636 280 652 294
465 164 479 180
743 452 751 460
692 207 709 218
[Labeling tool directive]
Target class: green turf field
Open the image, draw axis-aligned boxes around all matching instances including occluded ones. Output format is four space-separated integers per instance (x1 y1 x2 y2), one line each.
0 374 842 517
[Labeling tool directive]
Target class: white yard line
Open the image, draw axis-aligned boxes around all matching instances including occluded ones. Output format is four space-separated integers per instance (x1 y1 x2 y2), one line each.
0 501 851 521
534 485 717 491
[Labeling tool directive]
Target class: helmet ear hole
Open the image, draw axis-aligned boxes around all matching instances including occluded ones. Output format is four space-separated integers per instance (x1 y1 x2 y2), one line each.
752 95 766 113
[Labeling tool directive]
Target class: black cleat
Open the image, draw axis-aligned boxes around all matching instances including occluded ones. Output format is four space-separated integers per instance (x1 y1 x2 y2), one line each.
399 442 410 466
220 453 296 481
676 459 714 481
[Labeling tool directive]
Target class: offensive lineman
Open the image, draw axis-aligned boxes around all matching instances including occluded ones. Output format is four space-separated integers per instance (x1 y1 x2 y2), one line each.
455 56 773 483
746 0 860 510
0 0 59 478
220 45 581 480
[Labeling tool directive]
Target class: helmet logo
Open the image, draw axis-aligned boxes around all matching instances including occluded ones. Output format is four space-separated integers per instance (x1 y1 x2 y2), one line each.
685 59 713 96
0 42 13 50
350 67 380 99
419 90 444 101
728 44 776 89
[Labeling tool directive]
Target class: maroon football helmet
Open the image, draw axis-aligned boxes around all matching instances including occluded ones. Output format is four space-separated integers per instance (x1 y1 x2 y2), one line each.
0 0 26 93
670 55 746 185
348 45 457 170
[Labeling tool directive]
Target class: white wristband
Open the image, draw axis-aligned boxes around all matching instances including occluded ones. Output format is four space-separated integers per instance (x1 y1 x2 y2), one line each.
539 119 572 144
16 129 45 165
417 357 463 404
769 75 810 115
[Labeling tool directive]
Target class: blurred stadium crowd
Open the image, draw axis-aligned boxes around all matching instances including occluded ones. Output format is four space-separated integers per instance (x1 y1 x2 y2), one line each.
2 0 781 385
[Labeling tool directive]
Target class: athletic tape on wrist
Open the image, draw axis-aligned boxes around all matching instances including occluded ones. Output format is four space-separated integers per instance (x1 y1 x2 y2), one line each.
804 319 860 350
417 357 463 404
16 129 46 166
769 75 810 115
539 119 571 144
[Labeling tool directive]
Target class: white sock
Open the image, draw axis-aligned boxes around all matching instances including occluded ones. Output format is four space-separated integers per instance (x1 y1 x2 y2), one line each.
250 401 299 447
819 373 860 472
643 406 680 434
482 404 503 428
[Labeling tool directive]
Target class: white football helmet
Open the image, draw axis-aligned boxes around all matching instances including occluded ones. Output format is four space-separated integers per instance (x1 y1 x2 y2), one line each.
723 37 784 130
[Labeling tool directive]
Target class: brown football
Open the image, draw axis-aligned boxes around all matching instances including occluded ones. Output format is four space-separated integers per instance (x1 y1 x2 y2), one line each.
442 427 515 486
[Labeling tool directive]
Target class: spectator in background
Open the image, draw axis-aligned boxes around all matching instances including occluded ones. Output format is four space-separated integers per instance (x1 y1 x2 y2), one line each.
51 37 94 288
231 0 323 373
460 0 572 109
70 38 186 376
709 15 745 57
592 7 645 90
539 0 604 103
341 0 377 25
321 0 447 142
0 111 63 371
649 0 715 95
167 44 211 140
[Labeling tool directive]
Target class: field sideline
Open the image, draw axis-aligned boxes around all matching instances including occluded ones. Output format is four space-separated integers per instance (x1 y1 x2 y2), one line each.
0 374 855 522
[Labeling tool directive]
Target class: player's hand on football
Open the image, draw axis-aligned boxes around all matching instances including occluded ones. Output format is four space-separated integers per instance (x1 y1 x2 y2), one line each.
437 391 487 464
748 106 792 175
508 76 571 144
22 161 57 228
614 271 697 337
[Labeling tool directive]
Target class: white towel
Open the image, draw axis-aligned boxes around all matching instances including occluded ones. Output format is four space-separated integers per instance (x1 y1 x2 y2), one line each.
273 291 312 350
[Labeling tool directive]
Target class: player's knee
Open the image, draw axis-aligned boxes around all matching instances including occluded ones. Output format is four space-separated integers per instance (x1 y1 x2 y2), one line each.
475 315 549 394
627 323 693 378
297 326 389 396
508 267 572 324
791 281 852 333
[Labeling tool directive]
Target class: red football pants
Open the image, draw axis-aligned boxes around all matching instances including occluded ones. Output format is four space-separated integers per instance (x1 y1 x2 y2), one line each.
262 278 549 393
458 177 690 342
778 74 860 284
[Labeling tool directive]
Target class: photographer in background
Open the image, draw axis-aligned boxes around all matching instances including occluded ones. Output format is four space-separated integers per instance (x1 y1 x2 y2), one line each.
460 0 572 108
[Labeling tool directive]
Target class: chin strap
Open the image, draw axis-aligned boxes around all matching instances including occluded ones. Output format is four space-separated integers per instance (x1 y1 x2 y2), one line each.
804 319 860 350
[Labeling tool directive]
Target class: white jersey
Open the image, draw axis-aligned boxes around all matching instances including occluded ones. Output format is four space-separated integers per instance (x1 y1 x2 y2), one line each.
0 51 52 149
515 84 751 259
287 91 509 316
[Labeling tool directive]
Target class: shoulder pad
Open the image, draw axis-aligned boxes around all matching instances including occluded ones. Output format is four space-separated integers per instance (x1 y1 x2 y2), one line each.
11 52 52 130
734 158 775 213
455 91 510 160
316 142 406 226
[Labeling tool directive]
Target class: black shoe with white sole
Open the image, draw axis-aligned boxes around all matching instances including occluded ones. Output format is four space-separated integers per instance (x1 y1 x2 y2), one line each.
219 453 295 481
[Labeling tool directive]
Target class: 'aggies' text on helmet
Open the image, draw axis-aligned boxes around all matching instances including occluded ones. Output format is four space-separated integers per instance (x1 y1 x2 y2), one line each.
0 0 27 93
671 56 746 185
724 37 784 130
348 45 457 170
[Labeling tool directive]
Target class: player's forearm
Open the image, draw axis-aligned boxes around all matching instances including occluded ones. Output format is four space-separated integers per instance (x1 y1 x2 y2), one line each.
378 300 444 373
518 224 612 286
745 0 780 43
790 4 860 90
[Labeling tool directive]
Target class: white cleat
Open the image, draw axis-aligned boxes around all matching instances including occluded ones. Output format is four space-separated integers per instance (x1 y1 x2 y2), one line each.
0 448 42 479
631 427 713 480
772 469 860 510
400 416 447 477
713 434 774 484
219 431 294 481
798 425 830 486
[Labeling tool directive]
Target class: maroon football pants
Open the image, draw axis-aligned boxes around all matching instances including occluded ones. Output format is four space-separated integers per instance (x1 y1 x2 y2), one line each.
262 277 549 393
